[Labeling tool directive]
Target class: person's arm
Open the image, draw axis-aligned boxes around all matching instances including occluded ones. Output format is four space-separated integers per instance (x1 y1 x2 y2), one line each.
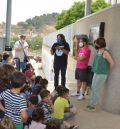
50 44 56 55
60 47 69 55
74 55 86 61
75 49 91 61
60 43 70 56
50 49 54 55
0 92 5 111
103 51 115 70
0 101 5 111
21 109 28 123
14 41 28 52
20 98 28 123
64 107 70 112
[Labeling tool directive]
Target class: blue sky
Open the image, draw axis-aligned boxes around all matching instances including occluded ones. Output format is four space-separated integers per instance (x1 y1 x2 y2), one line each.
0 0 81 24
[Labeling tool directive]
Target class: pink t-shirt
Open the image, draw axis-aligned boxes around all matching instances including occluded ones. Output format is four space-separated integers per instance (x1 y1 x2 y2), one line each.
76 47 91 69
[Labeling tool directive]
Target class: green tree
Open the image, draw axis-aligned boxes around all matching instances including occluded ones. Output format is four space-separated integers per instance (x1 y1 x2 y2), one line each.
55 0 110 29
27 36 43 50
91 0 110 13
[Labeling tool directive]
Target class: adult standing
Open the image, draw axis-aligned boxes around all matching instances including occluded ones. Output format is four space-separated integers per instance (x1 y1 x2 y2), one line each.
71 36 91 100
86 37 115 111
14 35 29 72
50 34 70 90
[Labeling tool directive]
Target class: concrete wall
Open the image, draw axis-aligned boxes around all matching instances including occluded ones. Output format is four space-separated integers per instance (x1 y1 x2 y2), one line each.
0 37 5 53
43 4 120 113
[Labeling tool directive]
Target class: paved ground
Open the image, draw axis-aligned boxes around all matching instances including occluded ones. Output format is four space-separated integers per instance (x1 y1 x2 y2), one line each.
32 60 120 129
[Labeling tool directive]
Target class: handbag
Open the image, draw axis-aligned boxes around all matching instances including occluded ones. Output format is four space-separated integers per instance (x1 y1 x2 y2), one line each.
19 41 29 62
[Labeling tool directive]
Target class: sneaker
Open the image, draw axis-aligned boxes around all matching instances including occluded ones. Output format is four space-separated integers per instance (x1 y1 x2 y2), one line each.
77 94 85 100
86 105 96 112
69 125 79 129
71 92 80 97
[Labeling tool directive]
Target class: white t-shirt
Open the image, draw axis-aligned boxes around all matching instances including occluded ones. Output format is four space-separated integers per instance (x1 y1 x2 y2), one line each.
14 41 28 62
29 121 46 129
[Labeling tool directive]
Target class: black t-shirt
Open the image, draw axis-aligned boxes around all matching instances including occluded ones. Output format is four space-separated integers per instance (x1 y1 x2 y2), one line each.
51 42 70 66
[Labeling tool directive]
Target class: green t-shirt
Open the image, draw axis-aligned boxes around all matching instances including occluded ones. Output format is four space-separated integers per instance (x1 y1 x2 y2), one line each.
53 97 69 119
92 51 109 74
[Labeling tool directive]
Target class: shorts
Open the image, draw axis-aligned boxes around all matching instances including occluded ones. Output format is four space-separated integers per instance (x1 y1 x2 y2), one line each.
75 68 88 82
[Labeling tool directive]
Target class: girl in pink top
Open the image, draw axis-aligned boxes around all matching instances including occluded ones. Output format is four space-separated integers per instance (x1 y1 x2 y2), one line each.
76 47 90 69
71 36 91 100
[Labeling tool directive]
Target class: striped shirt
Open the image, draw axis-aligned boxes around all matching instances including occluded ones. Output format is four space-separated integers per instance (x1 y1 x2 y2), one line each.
40 101 52 123
0 89 27 124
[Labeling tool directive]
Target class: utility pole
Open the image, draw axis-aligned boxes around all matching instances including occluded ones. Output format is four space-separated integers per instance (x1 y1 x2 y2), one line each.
5 0 12 47
85 0 91 16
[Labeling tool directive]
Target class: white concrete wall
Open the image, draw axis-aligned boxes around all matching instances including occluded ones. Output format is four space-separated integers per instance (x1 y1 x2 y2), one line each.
43 4 120 113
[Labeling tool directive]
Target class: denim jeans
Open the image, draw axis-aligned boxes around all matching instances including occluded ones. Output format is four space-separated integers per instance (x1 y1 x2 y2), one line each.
16 60 26 72
90 73 107 106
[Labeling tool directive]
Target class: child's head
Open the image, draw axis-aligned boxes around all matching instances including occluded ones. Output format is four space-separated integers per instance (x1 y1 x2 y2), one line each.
46 119 61 129
0 117 16 129
7 57 16 66
56 85 65 96
0 64 15 89
11 71 26 89
2 51 9 61
59 88 69 100
26 63 32 70
40 89 51 101
32 84 44 95
28 95 38 107
32 108 44 122
40 78 48 89
35 76 42 84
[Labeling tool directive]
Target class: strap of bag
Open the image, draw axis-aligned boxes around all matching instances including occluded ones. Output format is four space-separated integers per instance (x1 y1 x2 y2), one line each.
19 41 27 57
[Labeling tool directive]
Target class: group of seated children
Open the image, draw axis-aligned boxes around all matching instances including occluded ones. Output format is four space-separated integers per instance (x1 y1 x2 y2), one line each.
0 57 79 129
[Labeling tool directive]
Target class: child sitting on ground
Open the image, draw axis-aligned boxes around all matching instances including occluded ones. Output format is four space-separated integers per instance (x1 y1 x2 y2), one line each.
28 95 38 118
20 84 32 99
31 75 42 91
32 84 45 103
53 88 79 129
29 108 46 129
24 95 39 129
40 90 53 124
0 71 28 129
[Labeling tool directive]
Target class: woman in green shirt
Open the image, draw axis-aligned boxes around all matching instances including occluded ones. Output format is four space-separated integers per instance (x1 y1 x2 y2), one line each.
86 37 115 112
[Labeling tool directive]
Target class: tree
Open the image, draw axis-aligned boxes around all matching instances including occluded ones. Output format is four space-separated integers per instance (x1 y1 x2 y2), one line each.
55 0 110 29
91 0 110 13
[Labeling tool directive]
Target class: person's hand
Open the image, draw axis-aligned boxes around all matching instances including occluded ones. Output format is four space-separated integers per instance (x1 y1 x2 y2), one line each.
55 46 61 50
70 107 78 114
24 46 28 49
55 45 64 49
74 56 78 60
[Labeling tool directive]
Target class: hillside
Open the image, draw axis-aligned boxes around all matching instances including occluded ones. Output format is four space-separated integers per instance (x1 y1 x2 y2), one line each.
0 13 58 37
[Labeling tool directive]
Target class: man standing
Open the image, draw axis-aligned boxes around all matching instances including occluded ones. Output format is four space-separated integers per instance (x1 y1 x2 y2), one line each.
14 35 29 72
50 34 70 90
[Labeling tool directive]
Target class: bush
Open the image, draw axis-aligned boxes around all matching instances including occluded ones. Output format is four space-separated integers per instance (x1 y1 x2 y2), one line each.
10 36 43 51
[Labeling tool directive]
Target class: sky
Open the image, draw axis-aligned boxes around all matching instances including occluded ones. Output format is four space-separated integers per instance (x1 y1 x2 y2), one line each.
0 0 80 25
